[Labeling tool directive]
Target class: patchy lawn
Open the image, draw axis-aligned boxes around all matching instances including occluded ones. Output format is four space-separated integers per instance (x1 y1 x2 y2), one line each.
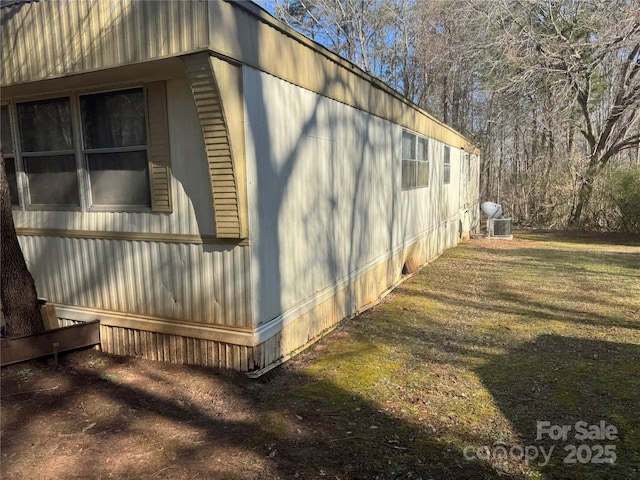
2 232 639 479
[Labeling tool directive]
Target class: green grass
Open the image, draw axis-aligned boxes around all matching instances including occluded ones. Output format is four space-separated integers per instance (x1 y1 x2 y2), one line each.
100 373 118 383
265 232 640 479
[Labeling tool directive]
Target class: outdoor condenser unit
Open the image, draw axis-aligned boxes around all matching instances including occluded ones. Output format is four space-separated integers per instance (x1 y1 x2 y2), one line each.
488 218 513 239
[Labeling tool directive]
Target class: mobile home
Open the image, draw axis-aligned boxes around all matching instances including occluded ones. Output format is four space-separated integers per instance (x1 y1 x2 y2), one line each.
0 0 480 374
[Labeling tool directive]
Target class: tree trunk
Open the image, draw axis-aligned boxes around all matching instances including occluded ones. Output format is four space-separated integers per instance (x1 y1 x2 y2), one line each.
1 153 44 336
568 162 599 228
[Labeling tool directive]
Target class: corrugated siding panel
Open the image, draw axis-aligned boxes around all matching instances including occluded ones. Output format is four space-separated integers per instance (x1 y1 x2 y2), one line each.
18 236 252 329
146 81 173 213
183 53 242 239
0 0 209 86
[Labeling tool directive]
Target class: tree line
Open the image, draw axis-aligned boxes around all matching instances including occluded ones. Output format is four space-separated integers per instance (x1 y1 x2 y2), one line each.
264 0 640 232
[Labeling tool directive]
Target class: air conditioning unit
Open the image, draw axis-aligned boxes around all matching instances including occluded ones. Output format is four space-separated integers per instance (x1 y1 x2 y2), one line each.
488 218 512 239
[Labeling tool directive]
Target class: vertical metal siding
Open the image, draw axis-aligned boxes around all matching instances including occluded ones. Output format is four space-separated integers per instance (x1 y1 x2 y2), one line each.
97 325 254 371
18 236 252 329
1 0 209 86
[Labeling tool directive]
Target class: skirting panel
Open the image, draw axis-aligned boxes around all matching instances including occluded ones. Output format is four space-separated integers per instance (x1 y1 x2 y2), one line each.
100 324 255 371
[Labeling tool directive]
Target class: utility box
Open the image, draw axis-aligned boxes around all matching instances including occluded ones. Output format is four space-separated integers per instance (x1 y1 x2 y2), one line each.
488 218 513 239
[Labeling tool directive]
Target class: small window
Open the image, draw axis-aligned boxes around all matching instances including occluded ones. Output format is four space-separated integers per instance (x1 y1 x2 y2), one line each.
16 97 79 207
80 88 150 207
1 105 19 205
417 138 429 187
402 130 429 190
401 131 416 190
443 146 451 184
466 153 472 183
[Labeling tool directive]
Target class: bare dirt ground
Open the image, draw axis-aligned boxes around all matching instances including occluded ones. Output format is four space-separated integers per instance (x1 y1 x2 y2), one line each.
1 346 346 480
3 325 471 480
2 233 639 480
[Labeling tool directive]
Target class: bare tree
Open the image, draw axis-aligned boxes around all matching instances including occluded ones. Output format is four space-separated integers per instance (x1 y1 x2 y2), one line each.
262 0 640 229
476 0 640 226
268 0 419 98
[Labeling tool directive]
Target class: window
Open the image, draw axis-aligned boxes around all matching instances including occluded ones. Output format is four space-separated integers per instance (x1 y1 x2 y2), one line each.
401 130 429 190
443 146 451 184
4 85 171 212
80 89 150 207
18 97 79 206
1 105 19 205
466 153 472 183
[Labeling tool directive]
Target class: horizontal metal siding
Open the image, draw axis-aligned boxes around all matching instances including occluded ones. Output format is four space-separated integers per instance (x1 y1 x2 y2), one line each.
1 0 208 86
18 236 252 329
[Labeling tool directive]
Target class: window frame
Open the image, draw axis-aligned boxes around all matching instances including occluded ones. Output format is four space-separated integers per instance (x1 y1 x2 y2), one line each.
6 84 154 213
1 103 22 207
79 87 151 211
17 95 82 210
401 129 430 191
443 145 451 185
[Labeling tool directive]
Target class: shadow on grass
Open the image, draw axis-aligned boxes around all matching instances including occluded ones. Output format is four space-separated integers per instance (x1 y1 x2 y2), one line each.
476 334 640 480
497 247 640 274
1 351 505 480
516 231 640 247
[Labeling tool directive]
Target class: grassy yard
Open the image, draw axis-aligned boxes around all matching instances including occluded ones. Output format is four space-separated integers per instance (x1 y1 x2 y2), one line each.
269 231 640 479
2 232 639 479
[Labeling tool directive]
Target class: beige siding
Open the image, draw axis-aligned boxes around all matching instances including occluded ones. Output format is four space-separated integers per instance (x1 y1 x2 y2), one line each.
244 69 479 327
206 1 477 153
249 221 461 375
1 0 476 154
147 81 173 213
99 325 256 371
19 235 252 329
0 0 209 86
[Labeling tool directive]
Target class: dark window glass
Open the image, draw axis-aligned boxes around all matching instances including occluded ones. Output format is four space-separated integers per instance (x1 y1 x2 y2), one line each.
88 151 150 206
417 138 429 187
17 98 73 152
402 131 415 160
417 138 427 162
4 157 19 205
444 146 451 184
417 162 429 187
25 155 79 206
402 160 416 190
81 88 146 149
